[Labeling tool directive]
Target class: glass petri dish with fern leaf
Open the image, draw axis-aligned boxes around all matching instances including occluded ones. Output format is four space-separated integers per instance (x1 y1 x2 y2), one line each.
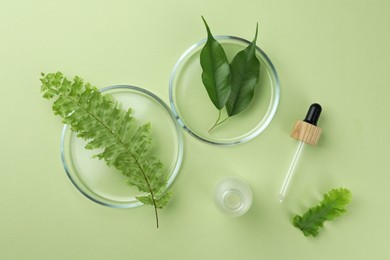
61 85 183 208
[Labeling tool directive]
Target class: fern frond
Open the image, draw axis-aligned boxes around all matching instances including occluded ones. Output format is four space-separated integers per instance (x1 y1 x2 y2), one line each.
293 188 352 237
40 72 171 227
137 190 173 209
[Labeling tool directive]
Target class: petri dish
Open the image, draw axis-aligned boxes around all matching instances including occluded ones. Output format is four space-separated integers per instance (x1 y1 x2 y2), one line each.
169 35 280 145
61 85 183 208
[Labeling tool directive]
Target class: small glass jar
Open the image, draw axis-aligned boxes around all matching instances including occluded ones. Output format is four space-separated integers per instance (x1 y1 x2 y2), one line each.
214 177 253 217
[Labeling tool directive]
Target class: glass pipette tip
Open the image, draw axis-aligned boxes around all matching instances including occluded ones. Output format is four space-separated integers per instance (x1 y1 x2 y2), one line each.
279 141 305 202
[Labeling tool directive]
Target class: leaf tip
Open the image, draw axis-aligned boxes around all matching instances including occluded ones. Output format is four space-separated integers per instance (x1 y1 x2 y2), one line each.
253 23 259 43
201 16 212 37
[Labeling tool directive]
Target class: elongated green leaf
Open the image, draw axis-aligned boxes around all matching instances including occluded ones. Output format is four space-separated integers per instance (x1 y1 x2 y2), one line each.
40 72 170 227
226 24 260 116
200 16 231 110
293 188 352 237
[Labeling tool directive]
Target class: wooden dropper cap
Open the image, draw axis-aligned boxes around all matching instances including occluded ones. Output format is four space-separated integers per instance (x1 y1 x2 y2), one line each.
290 103 322 146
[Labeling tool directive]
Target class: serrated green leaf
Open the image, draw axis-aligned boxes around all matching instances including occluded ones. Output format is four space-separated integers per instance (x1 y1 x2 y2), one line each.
40 72 171 228
200 16 231 110
293 188 352 237
226 24 260 116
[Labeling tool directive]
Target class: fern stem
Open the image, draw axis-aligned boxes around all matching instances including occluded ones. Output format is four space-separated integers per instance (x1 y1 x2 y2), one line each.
57 87 160 228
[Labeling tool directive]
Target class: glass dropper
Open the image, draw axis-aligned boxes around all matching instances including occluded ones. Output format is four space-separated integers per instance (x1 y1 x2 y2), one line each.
279 103 322 203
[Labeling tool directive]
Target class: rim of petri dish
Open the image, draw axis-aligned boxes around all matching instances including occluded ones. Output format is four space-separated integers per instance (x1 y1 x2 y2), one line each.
169 35 280 145
61 85 183 208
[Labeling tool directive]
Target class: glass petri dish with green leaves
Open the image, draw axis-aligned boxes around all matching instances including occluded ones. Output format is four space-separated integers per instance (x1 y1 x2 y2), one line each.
169 35 280 145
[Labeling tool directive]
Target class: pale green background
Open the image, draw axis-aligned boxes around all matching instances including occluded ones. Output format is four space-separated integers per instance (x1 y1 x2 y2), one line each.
1 0 389 259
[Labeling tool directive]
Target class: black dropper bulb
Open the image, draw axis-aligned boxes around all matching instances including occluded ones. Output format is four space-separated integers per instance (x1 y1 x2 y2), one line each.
303 103 322 126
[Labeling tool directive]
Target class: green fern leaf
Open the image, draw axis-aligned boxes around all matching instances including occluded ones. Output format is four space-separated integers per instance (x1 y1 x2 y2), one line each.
40 72 171 227
137 190 173 209
293 188 352 237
